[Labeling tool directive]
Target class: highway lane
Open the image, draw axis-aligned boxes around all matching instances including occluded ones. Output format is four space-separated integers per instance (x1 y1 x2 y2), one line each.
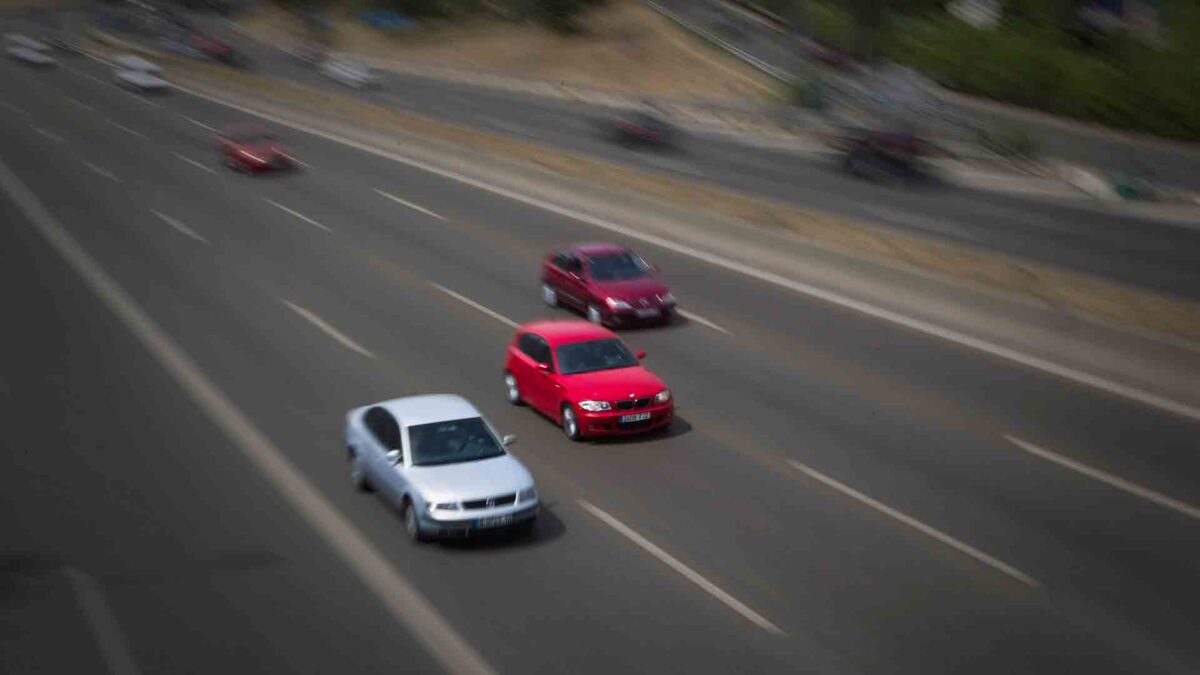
158 10 1200 302
4 55 1200 673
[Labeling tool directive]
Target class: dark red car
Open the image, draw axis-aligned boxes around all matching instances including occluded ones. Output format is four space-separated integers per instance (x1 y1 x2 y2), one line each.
504 320 673 441
540 243 675 327
217 125 296 173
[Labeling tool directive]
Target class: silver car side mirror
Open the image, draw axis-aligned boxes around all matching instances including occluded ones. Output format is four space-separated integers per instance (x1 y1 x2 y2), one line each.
502 434 517 447
386 449 402 466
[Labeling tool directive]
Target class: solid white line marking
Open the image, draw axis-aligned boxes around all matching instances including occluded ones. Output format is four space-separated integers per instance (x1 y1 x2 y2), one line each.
63 95 95 111
172 152 217 175
578 500 784 635
150 209 207 243
1006 436 1200 522
374 188 446 221
32 126 64 143
107 119 145 138
430 283 518 328
63 567 141 675
159 76 1200 423
282 300 375 358
264 199 333 233
181 115 216 132
0 153 496 675
83 161 122 183
677 309 730 334
788 459 1038 586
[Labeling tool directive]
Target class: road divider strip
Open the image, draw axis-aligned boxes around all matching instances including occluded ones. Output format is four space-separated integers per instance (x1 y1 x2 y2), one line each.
149 210 207 243
1006 436 1200 523
431 283 518 328
264 199 332 233
0 153 497 675
171 151 216 175
374 188 446 221
787 459 1040 587
579 500 785 635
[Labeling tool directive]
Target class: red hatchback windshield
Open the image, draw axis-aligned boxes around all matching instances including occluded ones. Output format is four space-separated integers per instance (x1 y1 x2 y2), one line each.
556 338 639 375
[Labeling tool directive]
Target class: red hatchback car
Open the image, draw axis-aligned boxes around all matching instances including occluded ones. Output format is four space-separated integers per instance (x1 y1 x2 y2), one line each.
217 125 296 173
541 243 675 327
504 320 673 441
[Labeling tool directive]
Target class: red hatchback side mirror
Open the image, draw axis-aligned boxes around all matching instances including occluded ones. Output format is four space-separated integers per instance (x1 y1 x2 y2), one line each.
636 350 647 360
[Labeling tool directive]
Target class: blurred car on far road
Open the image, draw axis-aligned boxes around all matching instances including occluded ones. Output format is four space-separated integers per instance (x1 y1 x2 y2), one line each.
6 34 56 66
319 57 380 88
608 110 678 148
541 243 675 327
504 320 673 441
216 125 297 173
344 394 538 542
112 54 169 92
840 127 933 185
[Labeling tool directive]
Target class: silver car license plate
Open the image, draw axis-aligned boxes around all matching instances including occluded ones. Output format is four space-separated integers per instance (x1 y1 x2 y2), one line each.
476 514 514 529
635 308 660 318
620 412 652 423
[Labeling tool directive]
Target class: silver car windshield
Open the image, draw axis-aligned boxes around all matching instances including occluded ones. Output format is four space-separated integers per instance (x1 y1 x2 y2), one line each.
408 417 506 467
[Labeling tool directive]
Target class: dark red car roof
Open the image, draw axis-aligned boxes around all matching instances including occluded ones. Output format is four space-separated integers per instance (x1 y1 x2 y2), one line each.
518 319 617 345
571 242 629 257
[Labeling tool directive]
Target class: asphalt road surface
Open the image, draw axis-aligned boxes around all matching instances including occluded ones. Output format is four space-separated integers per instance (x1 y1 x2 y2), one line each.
106 7 1200 304
3 48 1200 674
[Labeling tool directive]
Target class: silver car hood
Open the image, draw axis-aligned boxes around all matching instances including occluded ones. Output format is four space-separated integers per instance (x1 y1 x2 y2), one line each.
406 454 532 502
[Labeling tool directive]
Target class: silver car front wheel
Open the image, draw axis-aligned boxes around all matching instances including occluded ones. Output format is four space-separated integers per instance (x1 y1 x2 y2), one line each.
403 500 430 543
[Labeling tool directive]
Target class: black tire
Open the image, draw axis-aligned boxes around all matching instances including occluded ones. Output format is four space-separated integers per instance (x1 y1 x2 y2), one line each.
561 404 582 442
348 449 372 492
402 499 432 543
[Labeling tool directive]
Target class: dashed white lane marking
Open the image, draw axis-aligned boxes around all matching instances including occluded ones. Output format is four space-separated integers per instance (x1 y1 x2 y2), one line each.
32 126 64 143
430 283 518 328
0 156 495 675
181 115 216 132
82 161 122 183
787 459 1039 587
63 95 95 111
264 199 333 233
282 299 375 358
63 567 141 675
107 119 146 138
159 73 1200 424
171 152 217 175
373 188 446 221
0 102 28 115
150 209 208 243
1006 436 1200 523
677 309 730 334
578 500 785 635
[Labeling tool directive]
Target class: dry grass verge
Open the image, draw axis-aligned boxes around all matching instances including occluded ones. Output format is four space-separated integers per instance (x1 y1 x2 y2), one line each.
91 36 1200 343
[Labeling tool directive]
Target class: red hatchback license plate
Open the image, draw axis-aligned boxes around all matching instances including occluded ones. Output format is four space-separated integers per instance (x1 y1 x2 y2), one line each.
620 412 652 423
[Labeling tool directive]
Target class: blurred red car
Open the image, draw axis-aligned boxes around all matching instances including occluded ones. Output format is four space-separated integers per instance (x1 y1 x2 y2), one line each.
540 243 675 327
504 320 673 441
217 125 296 173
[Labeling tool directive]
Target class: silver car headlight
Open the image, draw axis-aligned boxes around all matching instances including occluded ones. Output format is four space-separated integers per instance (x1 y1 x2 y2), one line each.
578 400 611 412
518 487 538 503
428 502 460 513
654 389 672 404
605 297 632 310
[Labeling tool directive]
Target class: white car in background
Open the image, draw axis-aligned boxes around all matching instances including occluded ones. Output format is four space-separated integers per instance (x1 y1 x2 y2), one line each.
5 34 57 66
112 53 169 92
319 56 380 89
345 394 539 542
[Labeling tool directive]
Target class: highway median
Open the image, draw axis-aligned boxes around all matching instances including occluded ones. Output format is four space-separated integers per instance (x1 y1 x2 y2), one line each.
85 31 1200 346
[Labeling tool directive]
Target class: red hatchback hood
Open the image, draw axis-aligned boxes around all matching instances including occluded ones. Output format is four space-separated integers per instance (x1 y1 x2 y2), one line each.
564 366 666 401
591 277 668 301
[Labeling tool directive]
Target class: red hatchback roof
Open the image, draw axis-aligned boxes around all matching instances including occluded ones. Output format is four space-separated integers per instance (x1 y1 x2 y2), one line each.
519 319 616 345
572 242 628 257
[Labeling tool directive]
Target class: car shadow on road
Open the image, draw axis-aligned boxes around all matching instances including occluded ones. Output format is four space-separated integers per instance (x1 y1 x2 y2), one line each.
429 502 568 552
587 414 693 446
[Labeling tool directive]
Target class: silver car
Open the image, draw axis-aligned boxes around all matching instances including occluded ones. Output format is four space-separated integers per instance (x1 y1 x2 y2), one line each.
319 57 380 88
344 394 538 541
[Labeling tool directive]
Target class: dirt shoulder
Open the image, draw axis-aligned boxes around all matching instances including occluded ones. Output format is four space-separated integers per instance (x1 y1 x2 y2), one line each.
88 33 1200 344
237 0 781 103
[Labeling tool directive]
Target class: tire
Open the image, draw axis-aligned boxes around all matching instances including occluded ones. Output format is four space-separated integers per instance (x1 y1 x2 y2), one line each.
504 371 523 406
586 304 604 325
541 283 558 307
348 449 372 492
402 499 431 543
561 404 582 442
